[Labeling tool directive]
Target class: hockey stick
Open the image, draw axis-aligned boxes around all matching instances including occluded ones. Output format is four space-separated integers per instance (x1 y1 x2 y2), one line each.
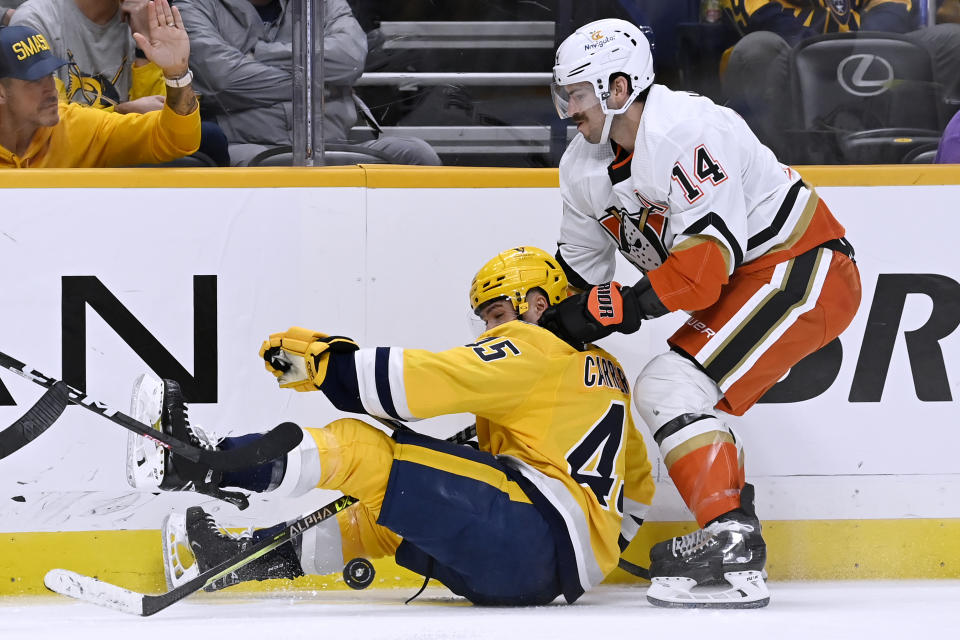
45 493 360 616
618 558 650 580
43 418 479 615
45 413 644 614
0 350 302 471
374 414 477 446
0 381 69 461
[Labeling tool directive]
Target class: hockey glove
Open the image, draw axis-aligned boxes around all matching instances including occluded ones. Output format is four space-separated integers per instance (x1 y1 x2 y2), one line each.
259 327 359 392
539 281 643 345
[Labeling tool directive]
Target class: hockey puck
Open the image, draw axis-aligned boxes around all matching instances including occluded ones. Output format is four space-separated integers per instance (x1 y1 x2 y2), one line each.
343 557 375 590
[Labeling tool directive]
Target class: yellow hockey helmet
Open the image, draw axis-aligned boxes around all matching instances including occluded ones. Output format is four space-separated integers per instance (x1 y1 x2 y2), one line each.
469 246 568 317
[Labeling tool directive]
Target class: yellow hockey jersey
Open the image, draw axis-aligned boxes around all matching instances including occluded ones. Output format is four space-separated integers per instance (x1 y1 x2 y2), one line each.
321 320 655 599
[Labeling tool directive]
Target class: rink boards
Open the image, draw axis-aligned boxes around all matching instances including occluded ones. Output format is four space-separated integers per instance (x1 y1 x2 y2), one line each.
0 164 958 595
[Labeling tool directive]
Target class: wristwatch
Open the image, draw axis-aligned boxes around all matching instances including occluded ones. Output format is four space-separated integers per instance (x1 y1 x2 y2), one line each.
164 69 193 88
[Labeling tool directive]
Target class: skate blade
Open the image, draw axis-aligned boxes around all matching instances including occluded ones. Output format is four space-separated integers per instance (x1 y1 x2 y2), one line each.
646 570 770 609
160 512 199 591
126 374 166 489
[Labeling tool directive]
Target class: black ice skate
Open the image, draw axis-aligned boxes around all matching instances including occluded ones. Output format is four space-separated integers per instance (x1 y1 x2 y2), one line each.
646 484 769 608
161 506 304 592
649 483 758 564
126 373 247 508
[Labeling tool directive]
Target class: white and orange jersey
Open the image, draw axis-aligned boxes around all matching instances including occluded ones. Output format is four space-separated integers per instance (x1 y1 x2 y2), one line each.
558 83 846 312
320 320 655 600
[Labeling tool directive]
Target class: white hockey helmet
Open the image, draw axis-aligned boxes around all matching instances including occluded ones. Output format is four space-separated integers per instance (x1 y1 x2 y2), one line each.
552 19 654 143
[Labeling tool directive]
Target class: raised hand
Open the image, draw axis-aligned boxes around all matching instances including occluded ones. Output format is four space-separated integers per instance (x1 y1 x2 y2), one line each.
120 0 153 43
131 0 189 80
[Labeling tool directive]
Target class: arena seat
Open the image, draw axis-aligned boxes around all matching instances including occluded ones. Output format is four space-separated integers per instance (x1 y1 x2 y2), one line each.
901 142 941 163
245 143 393 167
788 32 945 164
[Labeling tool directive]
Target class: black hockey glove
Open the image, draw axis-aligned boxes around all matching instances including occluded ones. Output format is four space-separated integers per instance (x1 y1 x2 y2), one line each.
539 281 643 345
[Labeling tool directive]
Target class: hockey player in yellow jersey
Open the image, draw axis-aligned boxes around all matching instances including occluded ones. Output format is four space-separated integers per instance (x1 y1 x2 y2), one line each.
146 246 655 605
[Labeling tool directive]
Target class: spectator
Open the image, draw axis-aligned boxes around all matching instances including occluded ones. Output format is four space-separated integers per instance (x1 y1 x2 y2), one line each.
11 0 228 165
176 0 439 165
1 0 24 27
0 11 200 167
915 0 960 25
719 0 960 158
935 109 960 162
940 0 960 22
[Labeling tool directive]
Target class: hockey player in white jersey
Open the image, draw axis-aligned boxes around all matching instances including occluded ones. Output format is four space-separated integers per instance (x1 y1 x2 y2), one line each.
539 19 862 608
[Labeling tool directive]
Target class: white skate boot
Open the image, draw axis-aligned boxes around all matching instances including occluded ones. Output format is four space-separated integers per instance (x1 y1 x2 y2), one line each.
126 373 248 508
161 507 303 591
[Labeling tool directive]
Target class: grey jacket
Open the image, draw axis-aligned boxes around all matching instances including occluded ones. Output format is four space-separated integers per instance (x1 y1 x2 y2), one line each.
176 0 366 145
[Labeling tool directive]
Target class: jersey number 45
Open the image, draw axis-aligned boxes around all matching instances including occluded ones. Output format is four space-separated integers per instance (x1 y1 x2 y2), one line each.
565 402 626 513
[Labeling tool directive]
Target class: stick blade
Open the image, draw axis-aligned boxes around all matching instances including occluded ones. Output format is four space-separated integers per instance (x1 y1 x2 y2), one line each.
617 558 650 580
198 421 303 471
44 569 145 616
0 381 69 460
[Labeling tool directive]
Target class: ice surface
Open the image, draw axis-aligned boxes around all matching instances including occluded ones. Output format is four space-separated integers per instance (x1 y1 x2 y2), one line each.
2 581 959 640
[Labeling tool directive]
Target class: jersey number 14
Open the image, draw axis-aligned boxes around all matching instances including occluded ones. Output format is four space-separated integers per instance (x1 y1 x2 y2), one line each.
671 145 727 203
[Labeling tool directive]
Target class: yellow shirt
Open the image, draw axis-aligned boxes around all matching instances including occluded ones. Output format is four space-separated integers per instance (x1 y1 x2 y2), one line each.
724 0 912 35
0 101 200 168
55 61 167 111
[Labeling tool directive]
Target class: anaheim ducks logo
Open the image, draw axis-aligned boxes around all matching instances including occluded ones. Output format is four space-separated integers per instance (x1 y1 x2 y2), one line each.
598 194 670 272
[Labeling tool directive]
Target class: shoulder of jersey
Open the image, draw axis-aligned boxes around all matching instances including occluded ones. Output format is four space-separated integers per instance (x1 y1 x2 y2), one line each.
490 320 580 355
642 85 728 150
584 341 626 368
560 134 615 173
560 136 617 206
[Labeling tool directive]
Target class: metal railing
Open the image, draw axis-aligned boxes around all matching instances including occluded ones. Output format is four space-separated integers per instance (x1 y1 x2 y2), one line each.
379 21 555 49
355 72 553 87
292 15 565 163
291 0 324 166
350 126 577 155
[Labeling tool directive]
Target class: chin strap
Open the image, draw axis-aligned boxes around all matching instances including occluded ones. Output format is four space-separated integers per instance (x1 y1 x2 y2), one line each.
598 111 615 144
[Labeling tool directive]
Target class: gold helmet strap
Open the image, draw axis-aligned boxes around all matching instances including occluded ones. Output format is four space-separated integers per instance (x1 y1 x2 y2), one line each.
515 291 529 316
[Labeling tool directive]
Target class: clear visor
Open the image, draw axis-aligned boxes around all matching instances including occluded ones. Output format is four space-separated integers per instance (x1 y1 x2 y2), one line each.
466 308 488 339
551 82 602 119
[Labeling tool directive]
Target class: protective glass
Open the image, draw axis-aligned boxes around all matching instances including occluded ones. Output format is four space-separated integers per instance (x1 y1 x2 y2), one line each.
551 82 602 119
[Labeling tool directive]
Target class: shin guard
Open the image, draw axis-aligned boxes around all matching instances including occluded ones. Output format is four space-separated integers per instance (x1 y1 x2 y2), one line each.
654 414 744 526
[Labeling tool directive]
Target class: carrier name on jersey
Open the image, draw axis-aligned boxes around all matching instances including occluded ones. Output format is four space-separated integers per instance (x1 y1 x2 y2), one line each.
583 354 630 394
597 204 669 273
